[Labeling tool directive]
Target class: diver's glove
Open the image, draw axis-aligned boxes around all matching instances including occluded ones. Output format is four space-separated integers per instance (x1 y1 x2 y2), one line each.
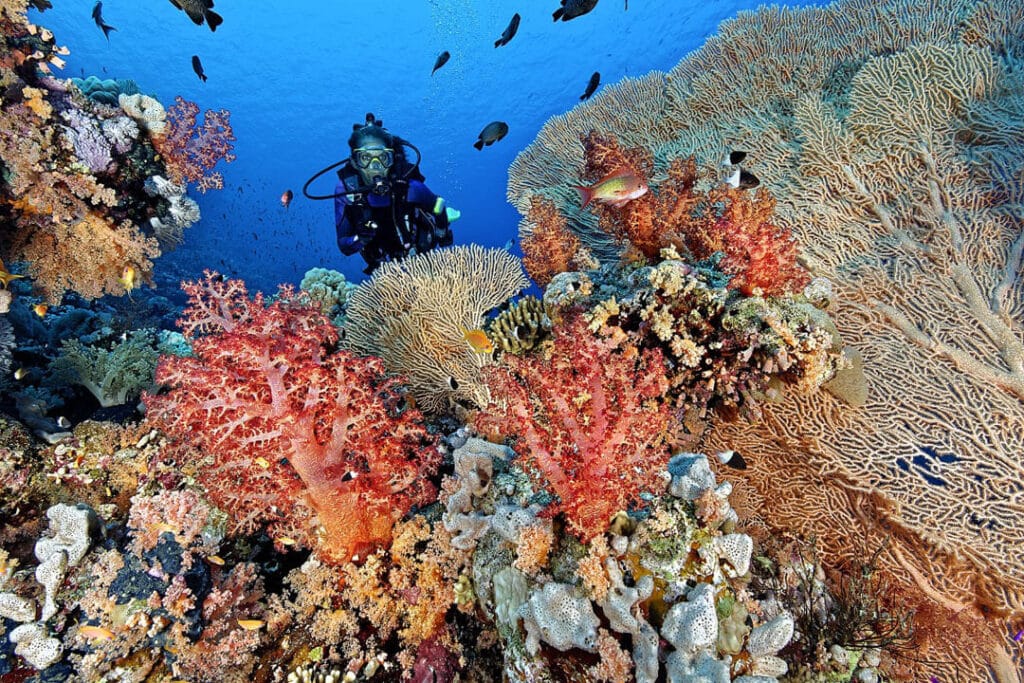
445 207 461 223
339 235 360 249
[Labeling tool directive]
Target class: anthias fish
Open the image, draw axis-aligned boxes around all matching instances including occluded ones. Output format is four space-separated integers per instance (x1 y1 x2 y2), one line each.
495 13 520 48
553 0 599 22
474 121 509 150
168 0 223 32
280 189 293 209
573 167 648 208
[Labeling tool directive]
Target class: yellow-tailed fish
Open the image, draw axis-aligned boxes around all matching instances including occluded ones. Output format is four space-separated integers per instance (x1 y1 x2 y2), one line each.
14 367 29 380
460 327 494 354
32 303 48 317
254 457 270 469
277 537 296 546
572 167 648 209
207 555 225 565
0 265 25 288
237 619 264 630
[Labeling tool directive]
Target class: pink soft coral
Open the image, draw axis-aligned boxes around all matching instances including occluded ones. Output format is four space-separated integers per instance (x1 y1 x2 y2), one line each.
473 316 676 541
143 272 439 563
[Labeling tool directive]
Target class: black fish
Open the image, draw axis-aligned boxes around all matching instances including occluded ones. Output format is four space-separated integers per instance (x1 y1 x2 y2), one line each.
474 121 509 150
431 50 450 75
716 450 748 470
494 13 520 48
722 150 760 189
168 0 223 32
729 151 747 165
91 1 116 40
580 71 600 100
553 0 598 21
191 55 207 82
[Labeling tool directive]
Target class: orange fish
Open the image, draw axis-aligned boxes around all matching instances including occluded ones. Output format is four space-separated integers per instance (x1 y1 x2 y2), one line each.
460 327 493 354
280 189 293 209
33 303 48 317
573 167 648 208
237 619 264 631
79 625 115 641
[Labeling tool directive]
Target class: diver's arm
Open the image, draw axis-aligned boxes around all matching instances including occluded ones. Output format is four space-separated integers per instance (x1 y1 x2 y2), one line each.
334 191 363 255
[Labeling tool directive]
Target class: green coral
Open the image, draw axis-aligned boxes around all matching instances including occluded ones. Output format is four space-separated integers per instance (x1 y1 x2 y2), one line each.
299 267 356 320
51 329 158 407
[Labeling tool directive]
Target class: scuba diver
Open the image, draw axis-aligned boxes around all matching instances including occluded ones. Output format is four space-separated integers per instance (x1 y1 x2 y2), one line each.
303 113 459 274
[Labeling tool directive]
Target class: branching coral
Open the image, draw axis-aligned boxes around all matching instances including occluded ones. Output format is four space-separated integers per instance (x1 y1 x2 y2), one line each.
473 315 676 540
143 272 440 563
519 196 593 287
154 96 236 193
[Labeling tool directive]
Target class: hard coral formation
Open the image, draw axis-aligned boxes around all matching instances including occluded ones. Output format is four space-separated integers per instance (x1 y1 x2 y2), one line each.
487 295 551 355
143 272 440 563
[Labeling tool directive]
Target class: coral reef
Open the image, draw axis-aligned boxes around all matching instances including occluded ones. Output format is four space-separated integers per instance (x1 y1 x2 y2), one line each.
344 245 529 416
50 329 159 407
0 3 207 304
143 272 441 563
509 1 1024 677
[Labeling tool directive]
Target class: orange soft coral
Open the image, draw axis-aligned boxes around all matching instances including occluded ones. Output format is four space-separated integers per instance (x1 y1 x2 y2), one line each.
520 195 585 286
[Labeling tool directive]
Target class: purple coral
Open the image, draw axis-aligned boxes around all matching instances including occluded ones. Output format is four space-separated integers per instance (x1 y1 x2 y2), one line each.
62 109 113 174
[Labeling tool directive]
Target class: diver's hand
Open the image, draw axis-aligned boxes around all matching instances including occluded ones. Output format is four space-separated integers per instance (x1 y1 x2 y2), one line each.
339 235 360 249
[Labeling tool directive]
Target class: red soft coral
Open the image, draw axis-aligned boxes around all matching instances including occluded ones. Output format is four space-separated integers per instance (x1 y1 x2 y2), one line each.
143 272 440 563
473 316 675 541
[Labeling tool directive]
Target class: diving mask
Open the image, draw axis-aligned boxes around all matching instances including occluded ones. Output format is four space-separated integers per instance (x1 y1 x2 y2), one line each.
353 146 394 171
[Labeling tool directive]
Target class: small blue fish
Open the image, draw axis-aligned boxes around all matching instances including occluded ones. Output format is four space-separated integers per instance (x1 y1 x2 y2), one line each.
502 238 515 251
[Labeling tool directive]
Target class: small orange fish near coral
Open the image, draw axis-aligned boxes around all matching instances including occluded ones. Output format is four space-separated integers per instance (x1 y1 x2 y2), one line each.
280 189 293 209
460 327 494 354
277 536 296 546
237 619 264 630
79 625 115 641
206 555 225 565
32 303 47 317
572 167 648 208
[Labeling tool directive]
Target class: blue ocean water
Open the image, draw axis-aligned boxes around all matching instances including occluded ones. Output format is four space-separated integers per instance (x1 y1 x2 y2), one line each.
30 0 820 295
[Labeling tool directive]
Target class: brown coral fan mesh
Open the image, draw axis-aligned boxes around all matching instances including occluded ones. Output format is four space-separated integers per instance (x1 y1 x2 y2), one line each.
510 0 1024 679
343 245 529 416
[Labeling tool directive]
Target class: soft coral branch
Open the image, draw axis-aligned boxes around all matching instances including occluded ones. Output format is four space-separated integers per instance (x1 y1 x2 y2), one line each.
144 273 439 563
474 316 675 540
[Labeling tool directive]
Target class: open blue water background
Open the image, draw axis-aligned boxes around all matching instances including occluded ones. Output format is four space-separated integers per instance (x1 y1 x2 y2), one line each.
30 0 819 295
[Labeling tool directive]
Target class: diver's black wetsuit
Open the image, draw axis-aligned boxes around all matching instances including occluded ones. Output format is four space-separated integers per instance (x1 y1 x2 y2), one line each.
333 162 452 274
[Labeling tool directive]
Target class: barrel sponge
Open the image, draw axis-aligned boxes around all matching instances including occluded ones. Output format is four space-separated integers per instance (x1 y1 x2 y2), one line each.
520 582 599 655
